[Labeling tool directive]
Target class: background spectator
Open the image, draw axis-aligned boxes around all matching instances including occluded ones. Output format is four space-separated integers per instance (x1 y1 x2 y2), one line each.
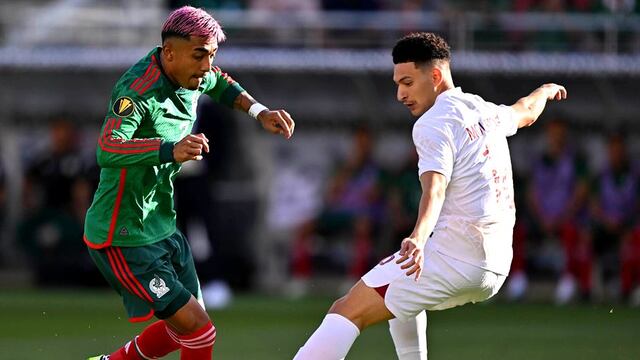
175 99 259 305
524 118 591 303
18 117 99 286
290 126 384 293
590 132 640 299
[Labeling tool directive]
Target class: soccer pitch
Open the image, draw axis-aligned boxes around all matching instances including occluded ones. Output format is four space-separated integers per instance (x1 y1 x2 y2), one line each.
0 290 638 359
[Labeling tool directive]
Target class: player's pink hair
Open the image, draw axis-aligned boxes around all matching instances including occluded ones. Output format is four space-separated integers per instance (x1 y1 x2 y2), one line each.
161 6 226 43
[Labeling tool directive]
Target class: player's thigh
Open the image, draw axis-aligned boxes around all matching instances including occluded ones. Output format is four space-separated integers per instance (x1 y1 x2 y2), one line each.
169 229 201 298
88 242 194 321
345 248 504 324
88 245 160 321
122 241 200 320
88 246 126 296
394 251 505 315
380 247 455 321
436 252 506 304
329 280 395 330
372 247 490 321
360 248 442 323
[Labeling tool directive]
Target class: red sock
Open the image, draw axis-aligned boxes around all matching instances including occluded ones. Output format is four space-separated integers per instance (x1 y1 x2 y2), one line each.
621 230 640 295
109 320 181 360
137 320 181 358
561 222 592 293
170 321 216 360
109 340 141 360
350 235 372 278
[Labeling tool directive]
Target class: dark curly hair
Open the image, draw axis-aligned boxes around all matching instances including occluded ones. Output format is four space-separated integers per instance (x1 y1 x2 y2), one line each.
392 32 451 65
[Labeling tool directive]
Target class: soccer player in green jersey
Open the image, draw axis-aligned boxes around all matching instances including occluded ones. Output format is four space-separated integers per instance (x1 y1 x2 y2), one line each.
85 6 294 360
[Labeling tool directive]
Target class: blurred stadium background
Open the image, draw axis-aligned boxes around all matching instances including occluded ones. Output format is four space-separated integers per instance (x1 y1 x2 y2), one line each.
0 0 639 359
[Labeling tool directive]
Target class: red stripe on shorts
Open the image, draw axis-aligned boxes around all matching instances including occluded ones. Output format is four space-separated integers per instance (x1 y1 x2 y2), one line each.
128 309 155 323
105 247 140 298
114 248 154 303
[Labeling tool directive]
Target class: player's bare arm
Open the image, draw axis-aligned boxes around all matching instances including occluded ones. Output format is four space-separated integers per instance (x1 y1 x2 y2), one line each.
173 133 210 162
511 83 567 128
396 170 447 280
233 91 295 139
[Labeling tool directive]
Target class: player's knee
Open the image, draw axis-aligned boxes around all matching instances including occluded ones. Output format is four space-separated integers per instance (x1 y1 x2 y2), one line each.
328 295 347 314
167 296 212 334
179 311 210 335
192 305 211 328
187 305 211 332
328 295 364 329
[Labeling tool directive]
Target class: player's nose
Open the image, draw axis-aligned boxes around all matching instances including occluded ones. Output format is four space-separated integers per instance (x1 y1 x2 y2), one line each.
397 87 406 102
201 58 212 73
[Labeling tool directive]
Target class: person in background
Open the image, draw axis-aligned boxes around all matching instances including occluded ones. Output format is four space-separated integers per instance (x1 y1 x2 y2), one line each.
590 132 640 301
291 126 384 291
527 118 590 304
19 117 98 286
383 148 421 255
0 164 6 264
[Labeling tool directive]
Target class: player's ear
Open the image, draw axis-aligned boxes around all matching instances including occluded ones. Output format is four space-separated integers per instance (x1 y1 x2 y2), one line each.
432 66 443 87
162 41 174 61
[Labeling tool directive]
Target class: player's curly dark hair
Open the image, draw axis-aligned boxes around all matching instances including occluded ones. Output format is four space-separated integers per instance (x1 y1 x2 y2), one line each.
392 32 450 65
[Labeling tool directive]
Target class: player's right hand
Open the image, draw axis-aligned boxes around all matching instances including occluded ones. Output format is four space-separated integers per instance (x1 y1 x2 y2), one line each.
396 237 425 281
173 133 209 163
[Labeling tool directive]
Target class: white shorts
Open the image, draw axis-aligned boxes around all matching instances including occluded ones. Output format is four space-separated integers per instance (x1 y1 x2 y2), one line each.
361 247 506 322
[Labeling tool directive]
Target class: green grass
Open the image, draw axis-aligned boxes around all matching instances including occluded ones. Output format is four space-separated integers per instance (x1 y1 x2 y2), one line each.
0 290 638 359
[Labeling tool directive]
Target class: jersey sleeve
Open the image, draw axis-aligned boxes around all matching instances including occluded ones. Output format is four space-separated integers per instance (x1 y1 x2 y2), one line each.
202 66 245 108
412 119 455 182
484 101 518 137
96 94 174 168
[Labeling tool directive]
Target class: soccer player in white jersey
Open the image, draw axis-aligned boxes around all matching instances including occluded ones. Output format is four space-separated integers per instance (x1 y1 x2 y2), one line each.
292 32 567 360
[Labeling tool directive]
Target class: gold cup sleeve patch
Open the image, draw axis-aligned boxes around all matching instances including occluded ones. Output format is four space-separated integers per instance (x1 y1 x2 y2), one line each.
112 96 135 117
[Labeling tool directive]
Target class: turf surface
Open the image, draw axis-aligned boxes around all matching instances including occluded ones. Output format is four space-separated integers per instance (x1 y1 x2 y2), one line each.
0 290 637 359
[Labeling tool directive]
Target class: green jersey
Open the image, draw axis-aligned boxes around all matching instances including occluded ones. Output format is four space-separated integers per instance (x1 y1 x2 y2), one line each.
84 48 244 249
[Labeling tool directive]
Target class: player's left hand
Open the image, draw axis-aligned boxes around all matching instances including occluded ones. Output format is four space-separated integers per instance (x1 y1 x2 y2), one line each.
257 109 295 139
540 83 567 101
396 237 425 281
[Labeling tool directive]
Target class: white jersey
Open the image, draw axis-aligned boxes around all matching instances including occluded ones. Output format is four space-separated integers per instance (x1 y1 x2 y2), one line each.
413 87 518 275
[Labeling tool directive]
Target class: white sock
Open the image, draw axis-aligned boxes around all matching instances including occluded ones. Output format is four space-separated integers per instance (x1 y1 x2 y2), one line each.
388 311 427 360
293 313 360 360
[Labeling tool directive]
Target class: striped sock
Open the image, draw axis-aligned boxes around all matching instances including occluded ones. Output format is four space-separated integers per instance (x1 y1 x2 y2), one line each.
109 320 181 360
108 339 140 360
137 320 181 358
167 321 217 360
